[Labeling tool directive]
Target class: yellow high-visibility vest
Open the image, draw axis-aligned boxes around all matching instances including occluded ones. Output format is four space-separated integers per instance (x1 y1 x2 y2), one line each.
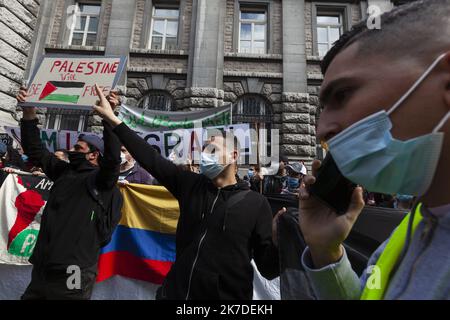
360 203 423 300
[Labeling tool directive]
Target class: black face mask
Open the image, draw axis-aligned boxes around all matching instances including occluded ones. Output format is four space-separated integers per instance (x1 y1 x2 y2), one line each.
67 151 90 169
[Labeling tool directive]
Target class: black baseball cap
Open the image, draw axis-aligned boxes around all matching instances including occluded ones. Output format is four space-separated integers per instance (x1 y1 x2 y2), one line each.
78 134 104 155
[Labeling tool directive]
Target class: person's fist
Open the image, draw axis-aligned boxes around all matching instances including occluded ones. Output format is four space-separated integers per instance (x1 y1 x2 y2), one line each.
16 87 37 119
16 86 29 103
2 167 16 174
106 90 121 111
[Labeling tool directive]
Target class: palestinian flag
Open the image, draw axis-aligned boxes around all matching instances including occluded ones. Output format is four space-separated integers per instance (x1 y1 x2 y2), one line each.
0 174 51 264
39 81 85 104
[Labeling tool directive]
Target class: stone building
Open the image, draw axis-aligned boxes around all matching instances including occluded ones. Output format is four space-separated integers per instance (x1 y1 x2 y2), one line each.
0 0 41 127
3 0 403 164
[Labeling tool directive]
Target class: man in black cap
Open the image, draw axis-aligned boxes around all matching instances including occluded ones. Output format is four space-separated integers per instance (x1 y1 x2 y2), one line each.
16 86 123 300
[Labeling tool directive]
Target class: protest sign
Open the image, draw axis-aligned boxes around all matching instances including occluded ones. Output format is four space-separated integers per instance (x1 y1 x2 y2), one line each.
6 126 92 153
0 174 53 265
18 55 127 110
136 123 252 161
118 104 232 132
5 123 252 159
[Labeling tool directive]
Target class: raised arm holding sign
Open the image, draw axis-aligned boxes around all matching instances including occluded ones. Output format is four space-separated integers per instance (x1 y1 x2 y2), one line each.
16 85 124 300
18 56 126 111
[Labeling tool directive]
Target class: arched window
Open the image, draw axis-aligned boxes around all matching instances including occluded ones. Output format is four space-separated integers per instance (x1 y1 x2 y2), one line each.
233 95 273 166
138 90 175 111
232 95 273 125
45 108 89 131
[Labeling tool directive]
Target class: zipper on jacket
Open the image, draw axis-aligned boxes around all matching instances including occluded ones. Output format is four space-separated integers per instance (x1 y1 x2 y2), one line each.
185 189 221 300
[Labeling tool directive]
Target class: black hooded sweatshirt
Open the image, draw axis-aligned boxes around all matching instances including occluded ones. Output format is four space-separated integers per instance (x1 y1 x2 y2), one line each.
20 119 122 271
113 122 279 300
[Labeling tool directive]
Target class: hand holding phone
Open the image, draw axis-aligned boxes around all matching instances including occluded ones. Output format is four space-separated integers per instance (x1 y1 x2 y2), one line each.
307 154 357 215
298 159 365 268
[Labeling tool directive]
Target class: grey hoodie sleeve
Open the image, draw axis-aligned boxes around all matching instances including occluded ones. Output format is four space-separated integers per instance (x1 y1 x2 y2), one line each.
301 247 361 300
301 240 389 300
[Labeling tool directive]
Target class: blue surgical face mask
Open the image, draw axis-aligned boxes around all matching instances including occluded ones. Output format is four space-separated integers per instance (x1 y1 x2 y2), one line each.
21 154 28 162
248 169 255 178
328 53 450 196
287 176 300 190
200 152 225 180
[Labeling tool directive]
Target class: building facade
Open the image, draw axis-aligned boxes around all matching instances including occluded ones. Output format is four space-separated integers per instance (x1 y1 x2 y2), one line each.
0 0 41 127
3 0 401 164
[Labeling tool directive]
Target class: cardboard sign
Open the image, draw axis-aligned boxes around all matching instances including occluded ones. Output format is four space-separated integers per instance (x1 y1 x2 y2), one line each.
19 55 127 110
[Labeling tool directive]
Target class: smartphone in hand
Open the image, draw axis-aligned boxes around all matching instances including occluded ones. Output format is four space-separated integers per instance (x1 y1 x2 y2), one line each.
308 153 357 215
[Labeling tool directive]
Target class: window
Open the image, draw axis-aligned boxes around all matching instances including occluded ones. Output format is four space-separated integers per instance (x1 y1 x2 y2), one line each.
138 91 175 111
68 3 101 46
239 8 267 54
233 95 272 124
45 109 89 131
149 7 179 50
316 14 343 57
233 95 273 165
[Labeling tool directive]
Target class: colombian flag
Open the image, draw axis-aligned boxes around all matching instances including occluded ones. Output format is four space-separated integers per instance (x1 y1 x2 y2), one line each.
97 184 179 285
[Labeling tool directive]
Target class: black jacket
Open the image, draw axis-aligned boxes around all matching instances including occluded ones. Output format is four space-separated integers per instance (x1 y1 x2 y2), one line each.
20 119 122 271
113 123 279 300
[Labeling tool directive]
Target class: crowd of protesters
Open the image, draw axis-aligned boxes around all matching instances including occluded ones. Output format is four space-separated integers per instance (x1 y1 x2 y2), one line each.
0 0 448 301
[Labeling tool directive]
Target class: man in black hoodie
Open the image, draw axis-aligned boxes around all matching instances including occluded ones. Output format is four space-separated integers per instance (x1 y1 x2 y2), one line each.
16 85 123 300
94 90 281 300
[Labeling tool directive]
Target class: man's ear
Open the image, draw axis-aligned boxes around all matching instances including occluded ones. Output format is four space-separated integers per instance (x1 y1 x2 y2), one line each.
88 151 100 161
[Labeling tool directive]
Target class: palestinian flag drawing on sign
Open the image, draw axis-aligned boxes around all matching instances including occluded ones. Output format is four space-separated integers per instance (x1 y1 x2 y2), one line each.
0 174 52 265
39 81 85 104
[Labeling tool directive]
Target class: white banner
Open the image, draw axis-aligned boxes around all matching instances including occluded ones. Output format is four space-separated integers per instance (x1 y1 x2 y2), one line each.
0 263 279 300
5 124 252 159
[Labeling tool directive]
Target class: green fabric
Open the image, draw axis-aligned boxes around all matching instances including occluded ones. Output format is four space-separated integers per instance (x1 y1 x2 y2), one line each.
360 203 423 300
42 94 80 104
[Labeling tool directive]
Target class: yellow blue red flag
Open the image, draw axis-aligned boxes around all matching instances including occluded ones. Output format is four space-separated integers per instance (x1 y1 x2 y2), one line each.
97 184 179 284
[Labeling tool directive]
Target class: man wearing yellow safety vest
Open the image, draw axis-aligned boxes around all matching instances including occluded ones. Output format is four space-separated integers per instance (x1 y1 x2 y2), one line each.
298 0 450 299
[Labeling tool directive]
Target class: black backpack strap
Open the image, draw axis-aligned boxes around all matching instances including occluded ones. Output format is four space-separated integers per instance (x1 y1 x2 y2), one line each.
222 190 251 231
86 172 106 211
227 190 251 209
85 172 123 247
